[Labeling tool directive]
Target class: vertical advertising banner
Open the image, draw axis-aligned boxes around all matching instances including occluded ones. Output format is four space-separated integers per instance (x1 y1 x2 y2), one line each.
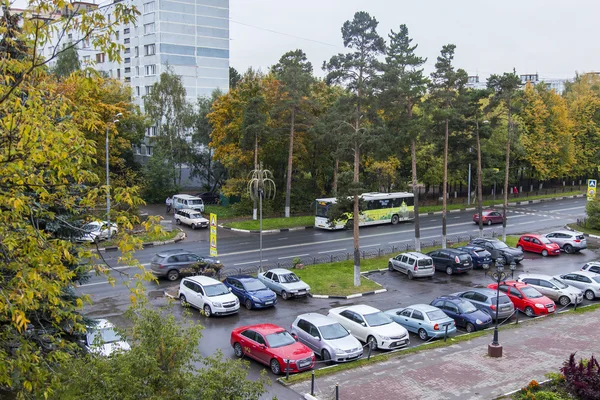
588 179 597 201
209 213 217 257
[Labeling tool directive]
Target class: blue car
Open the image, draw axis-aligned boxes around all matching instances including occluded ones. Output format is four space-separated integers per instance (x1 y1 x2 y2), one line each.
223 275 277 310
385 304 456 341
455 246 493 269
430 295 493 333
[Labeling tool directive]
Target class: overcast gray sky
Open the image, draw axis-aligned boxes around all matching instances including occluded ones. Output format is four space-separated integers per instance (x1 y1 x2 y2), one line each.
229 0 599 81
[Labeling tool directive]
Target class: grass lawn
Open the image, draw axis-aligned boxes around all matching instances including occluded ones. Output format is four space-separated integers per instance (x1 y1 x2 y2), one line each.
204 205 239 220
90 229 179 248
224 216 314 230
567 223 600 236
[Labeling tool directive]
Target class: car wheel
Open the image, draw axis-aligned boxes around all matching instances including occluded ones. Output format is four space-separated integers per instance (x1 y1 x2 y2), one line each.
446 266 453 275
233 343 243 358
367 335 377 350
585 290 595 301
167 269 180 281
345 220 354 230
407 271 414 280
391 215 399 225
465 322 475 333
388 262 393 271
558 296 570 307
487 220 492 226
203 304 212 318
564 244 574 254
245 299 253 310
191 223 197 230
517 245 523 251
281 291 289 300
179 294 187 307
322 349 331 362
524 306 535 317
270 359 281 375
176 219 181 225
541 249 548 257
418 328 428 341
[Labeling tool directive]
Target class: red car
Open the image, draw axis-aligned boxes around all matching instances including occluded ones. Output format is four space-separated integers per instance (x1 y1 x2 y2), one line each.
473 210 504 226
488 281 556 317
230 323 315 375
517 234 560 256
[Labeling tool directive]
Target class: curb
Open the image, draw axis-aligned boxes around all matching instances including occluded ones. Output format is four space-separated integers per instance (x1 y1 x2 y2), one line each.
219 224 314 234
95 229 186 252
563 224 600 239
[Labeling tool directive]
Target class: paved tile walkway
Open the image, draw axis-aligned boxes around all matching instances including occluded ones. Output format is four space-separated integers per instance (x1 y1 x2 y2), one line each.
289 307 600 400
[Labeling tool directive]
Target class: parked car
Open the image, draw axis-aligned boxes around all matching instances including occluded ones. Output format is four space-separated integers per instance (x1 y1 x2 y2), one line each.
174 209 209 229
517 274 583 306
455 246 493 269
76 221 118 243
385 304 456 341
517 234 560 257
290 313 363 363
150 249 221 281
195 191 220 205
469 238 524 264
544 230 587 253
172 194 205 213
82 319 130 356
488 281 555 317
388 252 434 279
452 288 515 320
223 275 277 310
178 276 239 317
430 296 492 333
556 271 600 300
473 210 504 226
257 269 310 300
327 304 410 350
426 249 473 275
581 262 600 274
230 323 315 375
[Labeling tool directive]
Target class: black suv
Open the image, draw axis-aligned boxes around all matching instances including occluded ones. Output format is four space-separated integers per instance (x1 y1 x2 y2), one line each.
468 238 524 264
426 249 473 275
150 249 220 281
195 192 220 205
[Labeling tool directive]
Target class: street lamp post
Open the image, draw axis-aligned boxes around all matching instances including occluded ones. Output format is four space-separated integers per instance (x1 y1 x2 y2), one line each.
248 164 276 272
486 258 517 358
106 113 122 240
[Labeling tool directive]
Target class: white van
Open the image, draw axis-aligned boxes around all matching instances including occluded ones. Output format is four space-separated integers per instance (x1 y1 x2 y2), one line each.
172 194 205 213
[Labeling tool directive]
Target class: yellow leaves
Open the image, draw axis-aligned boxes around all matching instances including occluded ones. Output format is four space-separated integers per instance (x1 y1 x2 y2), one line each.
12 310 30 333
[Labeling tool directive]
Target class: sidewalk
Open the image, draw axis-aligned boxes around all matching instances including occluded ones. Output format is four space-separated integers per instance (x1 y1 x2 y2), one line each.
289 307 600 400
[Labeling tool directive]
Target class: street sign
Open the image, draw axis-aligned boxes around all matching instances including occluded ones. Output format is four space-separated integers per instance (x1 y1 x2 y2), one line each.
588 179 597 201
209 213 217 256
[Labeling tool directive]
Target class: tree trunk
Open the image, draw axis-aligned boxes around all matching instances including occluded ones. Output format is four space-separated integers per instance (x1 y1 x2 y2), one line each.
442 118 449 248
353 137 360 287
285 108 295 218
503 109 512 242
411 138 421 252
207 147 212 190
332 156 339 195
253 134 258 220
476 120 484 238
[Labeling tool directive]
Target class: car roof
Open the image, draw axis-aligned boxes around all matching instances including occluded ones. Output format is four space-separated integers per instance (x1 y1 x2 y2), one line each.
296 313 338 326
88 318 114 330
398 252 430 258
584 262 600 267
332 304 380 314
434 295 463 302
173 194 201 200
472 238 499 242
548 230 580 235
496 280 526 287
460 288 501 296
518 273 554 280
267 268 295 275
156 249 188 256
404 304 440 312
237 323 286 335
457 245 486 252
178 208 204 213
227 275 258 282
520 234 542 238
184 276 221 285
565 270 600 278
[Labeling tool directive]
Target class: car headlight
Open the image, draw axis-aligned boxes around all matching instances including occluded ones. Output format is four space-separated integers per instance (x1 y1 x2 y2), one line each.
251 296 260 302
334 348 345 354
379 335 391 340
290 289 298 293
476 319 483 325
534 303 544 309
213 302 222 307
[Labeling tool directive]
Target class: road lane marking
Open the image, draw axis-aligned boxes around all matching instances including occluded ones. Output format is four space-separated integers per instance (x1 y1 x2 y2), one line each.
318 248 346 254
453 216 460 219
547 206 585 213
389 240 410 244
233 260 268 266
453 231 468 235
277 237 288 240
278 254 309 260
361 244 381 248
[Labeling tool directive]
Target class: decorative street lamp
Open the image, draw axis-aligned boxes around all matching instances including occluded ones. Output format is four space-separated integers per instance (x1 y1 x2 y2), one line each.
106 113 122 240
247 164 276 272
484 258 517 358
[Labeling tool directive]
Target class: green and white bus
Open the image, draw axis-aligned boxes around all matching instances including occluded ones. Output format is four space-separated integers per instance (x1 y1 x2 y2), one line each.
315 192 415 230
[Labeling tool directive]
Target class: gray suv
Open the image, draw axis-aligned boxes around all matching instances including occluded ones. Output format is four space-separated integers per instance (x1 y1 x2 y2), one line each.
452 288 514 320
388 252 434 279
518 274 583 306
150 249 220 281
544 230 587 253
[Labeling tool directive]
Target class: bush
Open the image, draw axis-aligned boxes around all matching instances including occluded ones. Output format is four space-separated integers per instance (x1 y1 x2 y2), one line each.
561 353 600 400
586 197 600 229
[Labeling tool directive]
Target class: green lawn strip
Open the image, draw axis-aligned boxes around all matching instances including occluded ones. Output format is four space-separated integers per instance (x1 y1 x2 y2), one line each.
204 205 239 220
92 229 179 248
566 223 600 236
280 302 600 386
225 216 314 230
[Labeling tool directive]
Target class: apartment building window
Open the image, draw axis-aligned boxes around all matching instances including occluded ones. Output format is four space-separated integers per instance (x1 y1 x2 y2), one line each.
124 28 130 35
136 86 140 96
117 69 121 79
135 46 139 57
145 85 152 95
68 33 72 40
147 146 153 156
124 47 130 54
124 38 130 44
135 66 139 76
115 31 119 40
125 67 131 73
124 57 131 64
83 37 90 48
145 64 156 76
143 1 155 13
134 145 140 155
144 23 155 35
141 145 147 155
83 55 90 63
144 44 155 56
146 126 156 137
125 77 131 82
96 53 105 63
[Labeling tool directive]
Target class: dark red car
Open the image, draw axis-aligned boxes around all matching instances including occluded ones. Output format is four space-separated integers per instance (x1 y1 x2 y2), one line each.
488 281 555 317
517 234 560 257
230 323 315 375
473 210 504 225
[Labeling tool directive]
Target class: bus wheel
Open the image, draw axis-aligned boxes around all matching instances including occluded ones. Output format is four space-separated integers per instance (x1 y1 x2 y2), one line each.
391 215 399 225
345 220 354 230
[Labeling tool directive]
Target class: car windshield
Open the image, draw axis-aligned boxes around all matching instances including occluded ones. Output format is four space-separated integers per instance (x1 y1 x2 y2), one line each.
266 331 296 348
492 241 508 249
491 295 512 305
190 213 203 219
418 259 433 266
459 301 478 313
521 286 543 298
151 255 165 263
188 199 203 205
550 278 568 289
89 327 121 344
280 273 300 283
364 312 393 327
593 277 600 284
244 280 267 291
319 323 349 340
426 310 448 321
204 283 230 297
540 237 552 244
83 223 101 232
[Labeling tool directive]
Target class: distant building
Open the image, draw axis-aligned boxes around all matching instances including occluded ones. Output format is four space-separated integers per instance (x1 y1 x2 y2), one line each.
466 75 487 90
466 72 573 94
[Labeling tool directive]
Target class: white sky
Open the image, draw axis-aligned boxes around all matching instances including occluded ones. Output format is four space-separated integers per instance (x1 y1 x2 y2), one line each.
229 0 600 80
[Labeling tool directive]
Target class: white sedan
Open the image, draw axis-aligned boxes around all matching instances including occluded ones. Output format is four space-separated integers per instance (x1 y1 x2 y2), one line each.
77 221 118 243
327 304 409 350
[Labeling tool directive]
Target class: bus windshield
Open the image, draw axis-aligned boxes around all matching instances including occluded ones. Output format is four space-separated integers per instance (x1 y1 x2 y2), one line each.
316 202 331 218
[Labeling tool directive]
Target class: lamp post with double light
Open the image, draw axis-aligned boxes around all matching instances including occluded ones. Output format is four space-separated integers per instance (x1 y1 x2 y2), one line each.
484 258 516 358
106 113 122 240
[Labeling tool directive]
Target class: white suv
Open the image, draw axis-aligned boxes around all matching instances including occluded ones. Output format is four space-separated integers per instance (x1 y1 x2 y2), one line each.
178 276 239 317
517 273 583 306
175 209 209 229
388 252 434 279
